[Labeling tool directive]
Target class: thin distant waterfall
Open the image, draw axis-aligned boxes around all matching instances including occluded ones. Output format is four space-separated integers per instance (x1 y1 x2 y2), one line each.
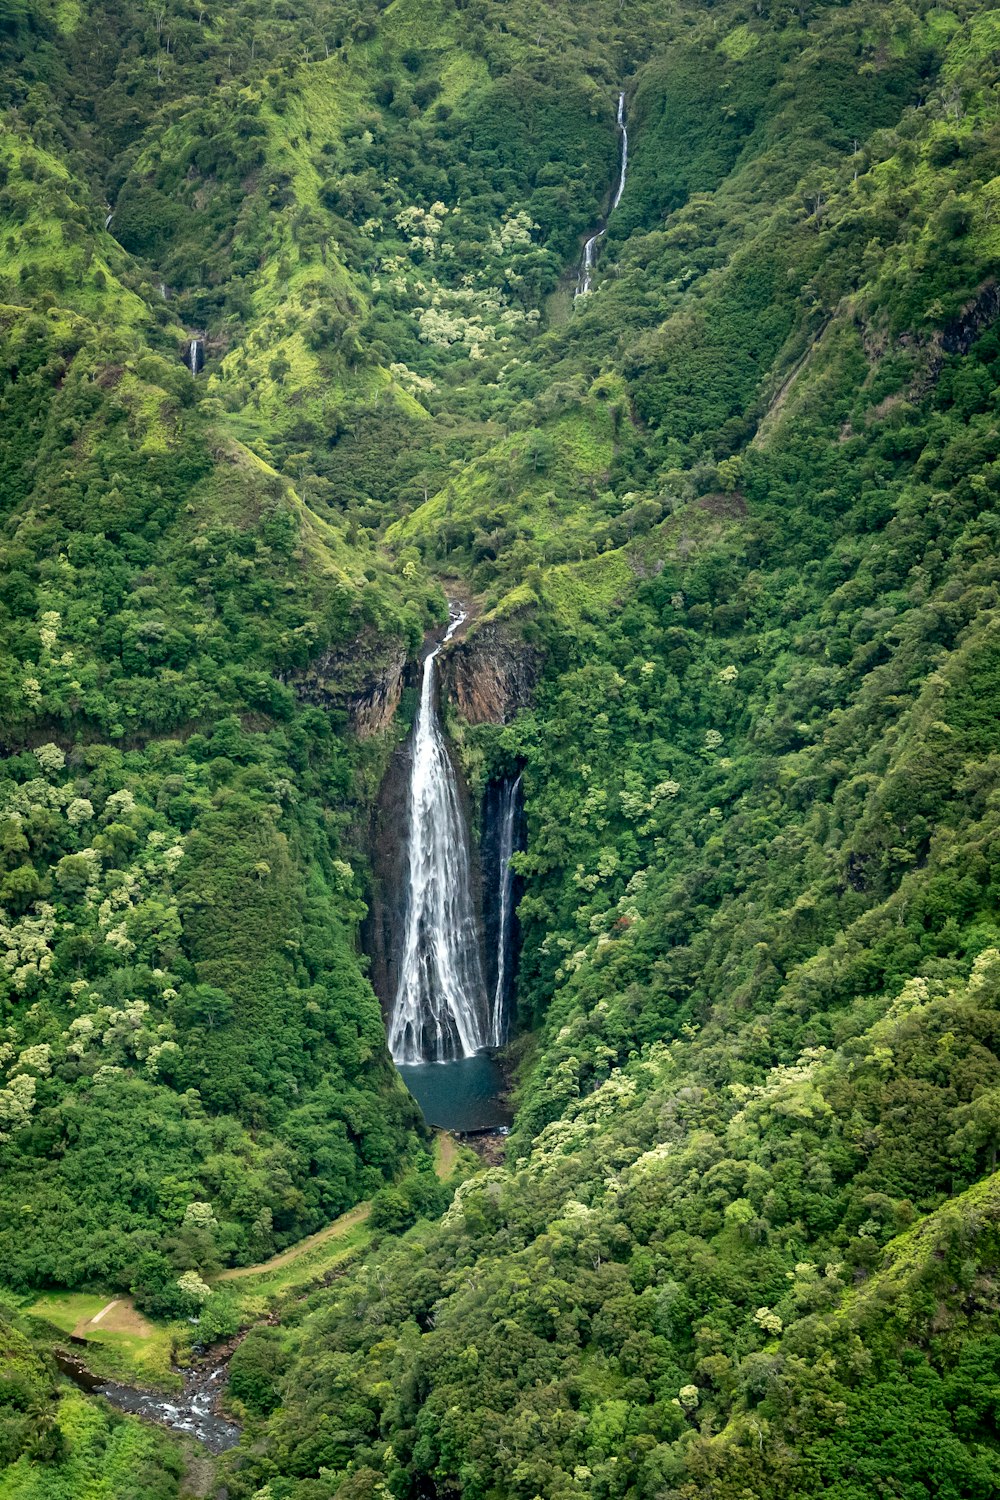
610 90 629 212
388 608 489 1064
487 774 522 1047
578 232 600 300
576 90 629 298
189 339 201 376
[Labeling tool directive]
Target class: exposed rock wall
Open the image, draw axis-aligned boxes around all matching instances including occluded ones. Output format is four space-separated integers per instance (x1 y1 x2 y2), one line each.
291 633 407 738
294 610 539 739
940 280 1000 357
908 279 1000 396
361 736 411 1015
440 619 539 725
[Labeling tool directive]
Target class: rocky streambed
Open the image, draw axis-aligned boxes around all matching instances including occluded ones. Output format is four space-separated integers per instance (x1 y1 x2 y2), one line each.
55 1346 241 1454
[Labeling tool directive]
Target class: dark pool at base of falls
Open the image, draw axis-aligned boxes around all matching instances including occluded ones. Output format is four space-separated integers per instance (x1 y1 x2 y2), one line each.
398 1052 511 1133
55 1351 241 1454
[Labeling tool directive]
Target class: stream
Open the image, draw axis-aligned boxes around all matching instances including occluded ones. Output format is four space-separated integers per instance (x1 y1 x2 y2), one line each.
576 90 629 297
56 1350 241 1454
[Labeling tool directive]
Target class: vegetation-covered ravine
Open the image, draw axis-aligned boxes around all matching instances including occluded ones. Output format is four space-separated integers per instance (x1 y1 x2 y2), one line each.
5 0 1000 1495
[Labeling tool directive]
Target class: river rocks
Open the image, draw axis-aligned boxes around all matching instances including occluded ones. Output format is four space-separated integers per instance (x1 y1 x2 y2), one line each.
55 1349 240 1453
439 618 539 725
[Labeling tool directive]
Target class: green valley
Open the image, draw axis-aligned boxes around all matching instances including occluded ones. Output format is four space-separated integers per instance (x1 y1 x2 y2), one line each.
4 0 1000 1495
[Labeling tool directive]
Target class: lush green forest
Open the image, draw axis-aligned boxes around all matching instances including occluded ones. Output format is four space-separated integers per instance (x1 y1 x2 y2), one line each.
4 0 1000 1493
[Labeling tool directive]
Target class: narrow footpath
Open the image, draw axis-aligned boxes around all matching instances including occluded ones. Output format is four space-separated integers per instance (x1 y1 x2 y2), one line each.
216 1131 459 1282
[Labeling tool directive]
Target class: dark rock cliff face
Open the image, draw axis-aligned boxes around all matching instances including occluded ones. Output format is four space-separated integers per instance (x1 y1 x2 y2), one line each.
291 631 407 738
439 618 540 725
362 735 412 1017
297 610 538 742
901 280 1000 397
940 280 1000 357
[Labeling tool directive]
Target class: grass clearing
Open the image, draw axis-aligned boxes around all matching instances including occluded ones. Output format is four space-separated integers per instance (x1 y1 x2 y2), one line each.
214 1134 465 1316
23 1291 108 1335
211 1214 373 1327
216 1203 372 1286
72 1297 155 1340
434 1131 459 1179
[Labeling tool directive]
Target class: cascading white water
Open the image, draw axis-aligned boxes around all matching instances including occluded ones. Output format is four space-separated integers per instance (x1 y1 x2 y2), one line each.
576 90 629 298
388 607 489 1064
578 232 600 298
488 774 522 1047
611 90 629 212
189 339 201 376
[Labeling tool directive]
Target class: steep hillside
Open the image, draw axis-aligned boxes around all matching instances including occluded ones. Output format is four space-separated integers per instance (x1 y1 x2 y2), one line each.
0 305 435 1297
5 0 1000 1495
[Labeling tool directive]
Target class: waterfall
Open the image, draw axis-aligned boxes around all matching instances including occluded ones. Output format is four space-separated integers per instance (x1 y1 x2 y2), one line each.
576 90 629 298
611 91 629 212
388 607 489 1064
578 233 601 298
487 774 522 1047
189 339 201 376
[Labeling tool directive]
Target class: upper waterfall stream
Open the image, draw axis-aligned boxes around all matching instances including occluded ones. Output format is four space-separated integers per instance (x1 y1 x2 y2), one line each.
576 90 628 298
